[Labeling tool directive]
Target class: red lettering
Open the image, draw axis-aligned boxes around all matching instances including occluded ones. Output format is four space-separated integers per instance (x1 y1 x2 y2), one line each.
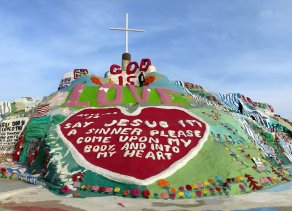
108 58 153 86
126 76 137 85
140 58 151 72
126 62 139 74
110 64 122 75
118 76 124 86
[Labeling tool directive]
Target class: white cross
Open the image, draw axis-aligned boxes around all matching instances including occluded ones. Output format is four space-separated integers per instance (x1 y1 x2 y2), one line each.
110 13 144 53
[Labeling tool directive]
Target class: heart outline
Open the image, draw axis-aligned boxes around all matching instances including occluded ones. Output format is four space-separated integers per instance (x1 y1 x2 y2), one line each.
57 106 209 185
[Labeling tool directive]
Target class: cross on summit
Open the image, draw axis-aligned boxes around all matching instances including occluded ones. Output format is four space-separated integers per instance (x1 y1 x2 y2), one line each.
110 13 144 53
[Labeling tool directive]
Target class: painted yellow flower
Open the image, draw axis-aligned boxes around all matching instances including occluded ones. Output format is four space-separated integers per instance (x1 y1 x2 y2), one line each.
80 185 85 190
203 181 210 186
192 183 198 189
202 189 208 194
114 187 120 193
238 177 244 181
178 191 184 197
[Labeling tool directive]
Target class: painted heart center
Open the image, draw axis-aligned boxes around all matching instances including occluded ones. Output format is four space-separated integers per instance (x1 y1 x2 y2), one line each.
57 106 209 185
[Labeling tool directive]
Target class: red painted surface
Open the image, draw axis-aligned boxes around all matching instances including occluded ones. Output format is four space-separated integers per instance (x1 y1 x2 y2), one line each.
58 107 207 180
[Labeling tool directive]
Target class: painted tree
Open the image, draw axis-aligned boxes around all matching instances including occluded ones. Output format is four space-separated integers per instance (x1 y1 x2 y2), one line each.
245 174 263 191
272 168 290 182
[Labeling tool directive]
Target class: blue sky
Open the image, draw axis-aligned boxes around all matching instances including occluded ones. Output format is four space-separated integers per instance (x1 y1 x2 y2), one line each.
0 0 291 120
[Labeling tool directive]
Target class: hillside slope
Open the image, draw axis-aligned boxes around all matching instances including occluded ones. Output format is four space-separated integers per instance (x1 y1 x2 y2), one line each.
0 57 291 199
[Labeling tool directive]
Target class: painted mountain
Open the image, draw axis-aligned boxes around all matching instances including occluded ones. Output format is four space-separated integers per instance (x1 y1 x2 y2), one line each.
0 56 291 199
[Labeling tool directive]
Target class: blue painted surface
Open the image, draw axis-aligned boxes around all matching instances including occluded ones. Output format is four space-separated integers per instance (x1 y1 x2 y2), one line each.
233 208 277 211
207 208 278 211
260 181 292 193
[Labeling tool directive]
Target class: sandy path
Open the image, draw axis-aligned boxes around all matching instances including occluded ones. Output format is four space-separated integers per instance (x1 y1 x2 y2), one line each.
1 180 292 211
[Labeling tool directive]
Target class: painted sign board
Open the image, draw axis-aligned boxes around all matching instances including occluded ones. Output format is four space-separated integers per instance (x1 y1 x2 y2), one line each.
0 117 29 155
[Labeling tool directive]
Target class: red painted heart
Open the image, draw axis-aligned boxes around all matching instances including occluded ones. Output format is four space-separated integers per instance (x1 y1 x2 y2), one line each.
57 106 209 185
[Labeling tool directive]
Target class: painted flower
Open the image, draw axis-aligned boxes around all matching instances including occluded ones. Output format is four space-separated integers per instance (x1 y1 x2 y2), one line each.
185 191 191 198
263 178 269 183
178 186 184 191
80 185 86 190
202 189 208 195
170 187 176 193
238 177 244 181
91 76 102 85
203 181 210 186
178 191 184 198
215 176 222 182
186 184 192 191
73 182 81 188
153 193 159 198
99 186 106 192
60 185 72 194
105 187 113 193
123 190 130 196
192 183 199 189
85 185 91 190
72 192 80 197
145 76 155 85
131 188 140 197
157 179 170 187
208 178 215 183
160 193 168 199
195 190 202 197
209 188 215 193
114 187 120 193
0 168 6 173
71 172 84 182
169 193 176 200
197 182 203 188
223 182 230 188
215 187 221 192
272 178 277 183
142 189 150 198
91 186 99 192
239 184 245 190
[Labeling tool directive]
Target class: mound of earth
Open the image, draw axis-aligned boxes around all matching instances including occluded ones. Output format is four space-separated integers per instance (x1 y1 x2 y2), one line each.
0 56 291 199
